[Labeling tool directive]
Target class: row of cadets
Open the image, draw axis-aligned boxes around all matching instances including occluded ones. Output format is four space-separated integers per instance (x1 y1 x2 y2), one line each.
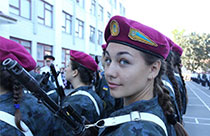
0 36 70 136
171 42 188 116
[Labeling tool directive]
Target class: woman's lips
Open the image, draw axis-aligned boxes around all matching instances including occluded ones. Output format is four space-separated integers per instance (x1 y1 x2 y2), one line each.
108 82 121 89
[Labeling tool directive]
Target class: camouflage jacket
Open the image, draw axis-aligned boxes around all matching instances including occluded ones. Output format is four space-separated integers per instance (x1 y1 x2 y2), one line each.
0 92 70 136
63 86 104 123
98 96 176 136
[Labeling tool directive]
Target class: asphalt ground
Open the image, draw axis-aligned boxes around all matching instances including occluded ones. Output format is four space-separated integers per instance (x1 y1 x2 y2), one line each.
183 81 210 136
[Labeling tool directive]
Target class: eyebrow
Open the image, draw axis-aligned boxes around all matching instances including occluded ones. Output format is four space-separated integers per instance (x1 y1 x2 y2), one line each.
105 51 133 57
117 51 133 57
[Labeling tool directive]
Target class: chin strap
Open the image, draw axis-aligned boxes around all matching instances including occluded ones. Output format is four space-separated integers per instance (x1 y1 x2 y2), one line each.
85 111 168 136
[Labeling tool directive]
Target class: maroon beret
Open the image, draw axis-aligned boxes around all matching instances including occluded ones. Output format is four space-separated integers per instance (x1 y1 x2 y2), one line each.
101 44 107 51
0 36 36 71
70 50 98 72
171 42 183 56
105 16 170 59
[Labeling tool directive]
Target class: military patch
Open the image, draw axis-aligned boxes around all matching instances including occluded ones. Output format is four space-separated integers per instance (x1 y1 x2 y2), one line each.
110 20 120 36
128 28 158 47
103 85 109 91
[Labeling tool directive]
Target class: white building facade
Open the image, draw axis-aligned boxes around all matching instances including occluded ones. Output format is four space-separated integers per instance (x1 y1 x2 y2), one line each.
0 0 126 67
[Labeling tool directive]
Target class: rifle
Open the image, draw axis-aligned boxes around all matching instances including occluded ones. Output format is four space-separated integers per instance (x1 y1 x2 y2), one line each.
2 58 98 136
50 63 65 105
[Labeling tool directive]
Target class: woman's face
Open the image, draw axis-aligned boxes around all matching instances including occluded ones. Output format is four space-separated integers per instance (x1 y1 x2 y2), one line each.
104 42 152 98
65 60 73 82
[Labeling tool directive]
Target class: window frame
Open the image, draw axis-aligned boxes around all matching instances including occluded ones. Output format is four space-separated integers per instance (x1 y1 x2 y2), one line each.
90 0 96 16
62 48 70 67
75 18 84 39
98 5 103 21
98 30 103 45
62 11 72 34
9 0 32 19
90 25 95 43
37 0 53 28
37 43 53 66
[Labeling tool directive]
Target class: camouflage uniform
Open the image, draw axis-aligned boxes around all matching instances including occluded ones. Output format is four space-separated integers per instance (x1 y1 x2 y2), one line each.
174 73 187 115
98 96 176 136
0 92 70 136
162 74 182 122
97 74 117 118
63 86 104 123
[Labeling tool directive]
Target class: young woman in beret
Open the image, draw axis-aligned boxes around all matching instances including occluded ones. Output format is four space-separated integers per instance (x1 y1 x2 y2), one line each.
172 44 188 116
97 16 188 136
0 36 69 136
63 50 104 124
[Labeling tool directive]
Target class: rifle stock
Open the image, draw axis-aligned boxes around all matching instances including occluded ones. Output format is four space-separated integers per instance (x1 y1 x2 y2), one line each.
2 58 98 136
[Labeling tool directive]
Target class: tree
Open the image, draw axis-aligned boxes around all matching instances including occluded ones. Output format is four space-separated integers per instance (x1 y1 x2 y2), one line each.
172 29 210 72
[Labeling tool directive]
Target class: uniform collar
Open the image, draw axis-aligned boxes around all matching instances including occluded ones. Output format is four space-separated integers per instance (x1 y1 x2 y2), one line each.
110 96 159 117
69 85 92 95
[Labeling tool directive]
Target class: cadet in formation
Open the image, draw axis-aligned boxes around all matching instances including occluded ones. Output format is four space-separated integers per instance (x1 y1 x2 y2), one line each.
96 15 189 136
63 50 104 124
0 36 69 136
172 43 188 115
162 38 183 123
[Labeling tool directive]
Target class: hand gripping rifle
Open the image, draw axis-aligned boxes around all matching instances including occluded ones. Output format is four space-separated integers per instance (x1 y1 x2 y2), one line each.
50 63 65 105
2 58 98 136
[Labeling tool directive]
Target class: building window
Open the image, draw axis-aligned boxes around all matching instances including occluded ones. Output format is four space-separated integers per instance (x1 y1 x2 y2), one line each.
89 26 95 43
76 0 84 8
62 48 70 67
98 30 103 45
107 12 111 20
62 11 72 34
119 2 123 14
9 0 31 19
37 0 53 27
75 18 84 39
90 0 96 16
10 37 31 54
98 5 103 21
123 7 126 16
37 43 53 67
114 0 117 9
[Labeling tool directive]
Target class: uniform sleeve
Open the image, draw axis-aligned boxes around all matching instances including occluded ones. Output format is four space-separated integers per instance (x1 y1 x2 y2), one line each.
63 95 99 123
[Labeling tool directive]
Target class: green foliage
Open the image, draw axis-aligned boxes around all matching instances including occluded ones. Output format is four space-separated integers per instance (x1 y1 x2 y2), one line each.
172 29 210 72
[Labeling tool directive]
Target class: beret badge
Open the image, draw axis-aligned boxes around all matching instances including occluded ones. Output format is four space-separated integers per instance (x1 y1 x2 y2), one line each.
110 20 120 36
128 28 158 47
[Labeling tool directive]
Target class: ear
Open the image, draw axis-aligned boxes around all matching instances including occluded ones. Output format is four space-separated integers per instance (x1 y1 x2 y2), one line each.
148 60 161 80
72 69 79 77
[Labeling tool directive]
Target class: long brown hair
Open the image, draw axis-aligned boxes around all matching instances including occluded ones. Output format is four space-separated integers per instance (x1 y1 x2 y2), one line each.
0 65 24 131
141 52 189 136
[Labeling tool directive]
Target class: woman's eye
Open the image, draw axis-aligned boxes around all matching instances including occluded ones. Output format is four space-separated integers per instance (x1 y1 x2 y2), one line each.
119 59 129 65
105 58 111 65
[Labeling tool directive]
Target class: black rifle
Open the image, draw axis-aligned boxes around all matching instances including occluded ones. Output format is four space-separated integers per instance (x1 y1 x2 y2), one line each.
2 58 98 136
50 63 65 105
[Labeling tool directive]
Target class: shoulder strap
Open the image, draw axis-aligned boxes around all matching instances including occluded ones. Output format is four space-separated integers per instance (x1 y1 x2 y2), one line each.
46 89 56 95
0 111 33 136
86 111 168 136
71 90 100 116
162 79 175 94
